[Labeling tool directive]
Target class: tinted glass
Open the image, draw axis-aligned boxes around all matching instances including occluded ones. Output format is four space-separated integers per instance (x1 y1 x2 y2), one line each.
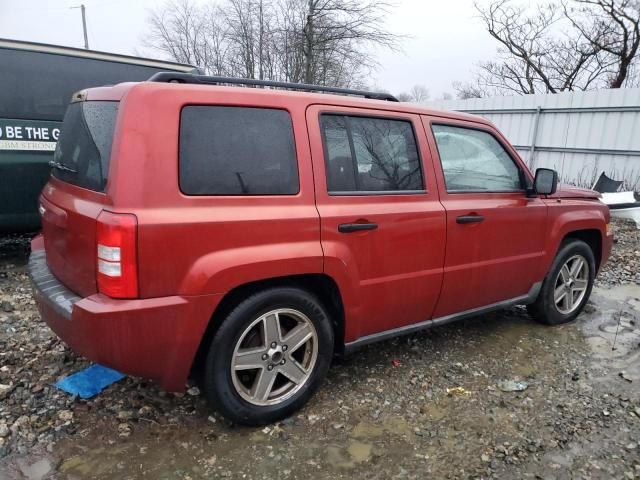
0 48 187 121
321 116 357 191
52 101 118 192
432 125 522 192
180 106 298 195
321 115 423 193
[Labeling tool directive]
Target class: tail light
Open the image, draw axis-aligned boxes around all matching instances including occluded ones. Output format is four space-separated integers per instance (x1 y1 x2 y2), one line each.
96 211 138 298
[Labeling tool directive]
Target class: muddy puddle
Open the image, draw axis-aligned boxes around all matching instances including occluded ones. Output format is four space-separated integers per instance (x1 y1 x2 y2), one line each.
3 284 640 479
582 286 640 389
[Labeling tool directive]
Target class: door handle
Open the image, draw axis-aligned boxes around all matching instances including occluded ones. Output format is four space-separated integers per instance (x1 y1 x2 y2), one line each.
338 222 378 233
456 215 484 224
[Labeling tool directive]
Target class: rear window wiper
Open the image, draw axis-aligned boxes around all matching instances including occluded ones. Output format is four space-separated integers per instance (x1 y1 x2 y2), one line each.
49 161 77 173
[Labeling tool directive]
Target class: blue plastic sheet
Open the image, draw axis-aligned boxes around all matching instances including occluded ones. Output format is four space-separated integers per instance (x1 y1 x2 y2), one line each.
55 364 125 399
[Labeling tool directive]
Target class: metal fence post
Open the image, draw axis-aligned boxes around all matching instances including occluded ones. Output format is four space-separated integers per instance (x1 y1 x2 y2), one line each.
529 106 542 169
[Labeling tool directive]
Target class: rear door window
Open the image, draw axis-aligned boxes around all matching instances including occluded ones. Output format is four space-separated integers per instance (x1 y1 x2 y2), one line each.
320 114 424 193
179 106 299 195
51 101 118 192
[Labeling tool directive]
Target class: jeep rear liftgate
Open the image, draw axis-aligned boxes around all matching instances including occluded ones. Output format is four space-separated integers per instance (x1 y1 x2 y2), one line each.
41 101 119 297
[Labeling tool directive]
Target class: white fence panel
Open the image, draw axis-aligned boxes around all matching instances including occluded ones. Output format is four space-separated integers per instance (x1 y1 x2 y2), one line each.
425 89 640 190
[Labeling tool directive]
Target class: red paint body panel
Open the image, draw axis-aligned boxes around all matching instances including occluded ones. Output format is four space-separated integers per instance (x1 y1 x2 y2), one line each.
31 81 612 391
431 193 549 316
421 116 549 316
306 105 446 341
32 240 221 391
106 84 323 298
542 198 612 270
550 184 602 200
40 179 106 297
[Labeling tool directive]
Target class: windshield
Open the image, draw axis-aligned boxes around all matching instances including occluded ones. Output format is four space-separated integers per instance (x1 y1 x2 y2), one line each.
51 101 118 192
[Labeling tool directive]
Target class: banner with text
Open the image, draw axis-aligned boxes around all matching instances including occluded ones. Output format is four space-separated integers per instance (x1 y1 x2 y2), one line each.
0 119 61 152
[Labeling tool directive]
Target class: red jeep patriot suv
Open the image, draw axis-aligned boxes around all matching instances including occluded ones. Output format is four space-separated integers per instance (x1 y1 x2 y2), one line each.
30 73 612 425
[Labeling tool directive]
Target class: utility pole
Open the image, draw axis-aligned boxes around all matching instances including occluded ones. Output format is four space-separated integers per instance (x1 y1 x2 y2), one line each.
71 4 89 49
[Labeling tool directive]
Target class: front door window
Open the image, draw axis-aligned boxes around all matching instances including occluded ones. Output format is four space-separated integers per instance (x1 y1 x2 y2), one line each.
432 124 522 193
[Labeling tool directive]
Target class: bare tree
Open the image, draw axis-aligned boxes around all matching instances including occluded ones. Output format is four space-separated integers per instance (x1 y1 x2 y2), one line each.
145 0 225 73
202 5 233 75
144 0 401 88
452 80 486 99
409 84 430 102
464 0 640 95
477 0 606 94
299 0 400 85
396 84 430 102
565 0 640 88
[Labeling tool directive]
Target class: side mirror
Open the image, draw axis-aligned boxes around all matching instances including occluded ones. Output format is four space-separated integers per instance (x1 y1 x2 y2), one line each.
534 168 558 196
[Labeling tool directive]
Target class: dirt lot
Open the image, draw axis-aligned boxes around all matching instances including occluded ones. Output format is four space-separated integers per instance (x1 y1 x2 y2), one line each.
1 221 639 480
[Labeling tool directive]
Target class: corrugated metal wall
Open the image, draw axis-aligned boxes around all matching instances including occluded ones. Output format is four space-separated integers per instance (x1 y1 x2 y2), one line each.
425 88 640 190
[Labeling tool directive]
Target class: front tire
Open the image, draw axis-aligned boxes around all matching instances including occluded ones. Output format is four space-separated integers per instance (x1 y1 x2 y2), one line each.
203 287 334 425
528 239 595 325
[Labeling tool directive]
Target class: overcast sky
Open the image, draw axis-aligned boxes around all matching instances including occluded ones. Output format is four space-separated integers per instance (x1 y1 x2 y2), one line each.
0 0 504 97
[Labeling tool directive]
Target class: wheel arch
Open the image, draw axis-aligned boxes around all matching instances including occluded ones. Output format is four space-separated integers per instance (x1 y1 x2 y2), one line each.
190 273 346 379
544 205 607 277
528 227 601 325
560 229 602 271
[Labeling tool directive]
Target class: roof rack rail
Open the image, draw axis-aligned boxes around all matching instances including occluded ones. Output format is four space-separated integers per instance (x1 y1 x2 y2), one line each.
147 72 399 102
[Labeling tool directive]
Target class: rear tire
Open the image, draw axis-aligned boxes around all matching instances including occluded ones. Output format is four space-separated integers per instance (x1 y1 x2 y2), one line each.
527 239 595 325
203 287 334 425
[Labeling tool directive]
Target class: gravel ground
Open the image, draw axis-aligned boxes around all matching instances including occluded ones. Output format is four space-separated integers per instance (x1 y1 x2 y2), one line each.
0 220 639 479
597 221 640 287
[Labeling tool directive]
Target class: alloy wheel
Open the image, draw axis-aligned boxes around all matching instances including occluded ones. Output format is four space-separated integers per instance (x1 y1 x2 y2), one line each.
230 308 318 406
553 254 589 315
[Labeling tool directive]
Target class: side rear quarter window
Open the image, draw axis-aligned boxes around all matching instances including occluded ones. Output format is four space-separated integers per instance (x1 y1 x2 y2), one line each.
179 106 299 195
320 114 424 194
431 124 522 193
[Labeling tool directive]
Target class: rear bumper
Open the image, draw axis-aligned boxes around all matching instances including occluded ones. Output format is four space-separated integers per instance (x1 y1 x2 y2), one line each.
29 241 221 391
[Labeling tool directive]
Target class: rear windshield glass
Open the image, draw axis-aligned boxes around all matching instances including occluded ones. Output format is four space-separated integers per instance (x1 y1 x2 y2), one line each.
51 101 118 192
